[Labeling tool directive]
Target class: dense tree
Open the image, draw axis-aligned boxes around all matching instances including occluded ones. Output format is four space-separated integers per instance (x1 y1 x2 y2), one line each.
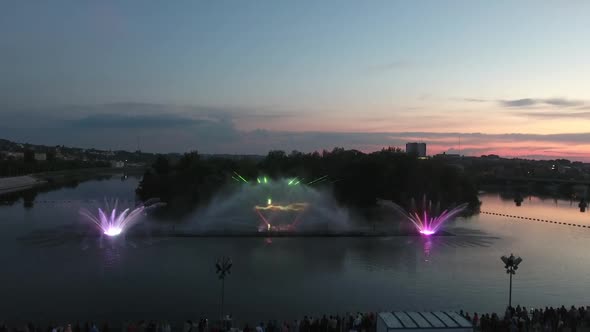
47 151 59 162
153 155 171 175
137 148 480 219
24 150 35 163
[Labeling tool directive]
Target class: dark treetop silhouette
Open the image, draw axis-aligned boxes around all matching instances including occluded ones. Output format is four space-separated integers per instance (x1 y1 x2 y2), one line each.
136 147 479 220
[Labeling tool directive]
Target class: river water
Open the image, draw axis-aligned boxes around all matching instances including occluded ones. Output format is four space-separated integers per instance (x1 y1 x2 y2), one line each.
1 175 589 323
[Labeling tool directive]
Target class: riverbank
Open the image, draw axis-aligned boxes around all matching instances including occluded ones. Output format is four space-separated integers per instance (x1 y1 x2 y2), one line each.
0 175 45 194
34 166 146 182
0 167 146 195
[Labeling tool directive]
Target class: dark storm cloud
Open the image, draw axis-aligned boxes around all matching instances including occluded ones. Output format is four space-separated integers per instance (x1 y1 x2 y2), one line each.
231 110 297 120
518 111 590 119
58 102 294 123
462 98 487 103
71 114 205 128
404 132 589 144
460 97 590 119
499 98 585 108
500 98 538 107
462 97 588 110
70 102 236 121
543 98 584 107
0 103 242 152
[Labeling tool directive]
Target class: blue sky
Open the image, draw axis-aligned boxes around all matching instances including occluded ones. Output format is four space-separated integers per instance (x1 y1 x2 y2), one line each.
1 1 590 159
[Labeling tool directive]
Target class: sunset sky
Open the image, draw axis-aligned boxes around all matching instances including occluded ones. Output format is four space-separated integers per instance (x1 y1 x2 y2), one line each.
1 1 590 161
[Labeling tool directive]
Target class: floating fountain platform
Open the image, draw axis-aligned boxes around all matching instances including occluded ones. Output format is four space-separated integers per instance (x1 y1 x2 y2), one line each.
134 229 457 238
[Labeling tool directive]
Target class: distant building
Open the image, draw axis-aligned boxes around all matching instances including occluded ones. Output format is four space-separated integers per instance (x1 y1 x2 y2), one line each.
434 152 461 159
481 154 500 159
405 142 427 157
34 153 47 161
3 151 24 160
111 160 125 168
377 311 472 332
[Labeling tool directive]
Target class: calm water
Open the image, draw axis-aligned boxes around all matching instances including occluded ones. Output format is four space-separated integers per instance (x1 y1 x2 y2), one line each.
1 176 590 323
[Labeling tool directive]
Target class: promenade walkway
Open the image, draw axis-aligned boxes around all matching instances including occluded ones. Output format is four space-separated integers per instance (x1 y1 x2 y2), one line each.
0 175 43 194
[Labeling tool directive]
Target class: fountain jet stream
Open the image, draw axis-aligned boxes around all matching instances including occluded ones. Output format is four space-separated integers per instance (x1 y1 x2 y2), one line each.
390 197 467 236
80 198 163 237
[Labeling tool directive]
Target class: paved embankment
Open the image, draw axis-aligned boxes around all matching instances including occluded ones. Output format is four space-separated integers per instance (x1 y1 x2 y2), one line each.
0 175 45 194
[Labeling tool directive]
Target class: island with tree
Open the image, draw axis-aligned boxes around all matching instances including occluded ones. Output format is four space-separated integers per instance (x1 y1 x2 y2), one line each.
136 147 481 220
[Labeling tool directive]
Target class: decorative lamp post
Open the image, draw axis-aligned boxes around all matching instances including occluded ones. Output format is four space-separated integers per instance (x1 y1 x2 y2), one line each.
500 253 522 308
216 256 232 326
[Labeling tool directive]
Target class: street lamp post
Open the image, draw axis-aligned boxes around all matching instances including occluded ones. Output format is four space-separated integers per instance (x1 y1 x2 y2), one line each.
500 253 522 308
216 256 232 328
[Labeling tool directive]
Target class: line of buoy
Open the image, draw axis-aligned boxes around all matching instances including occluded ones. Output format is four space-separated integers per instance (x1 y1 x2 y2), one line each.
481 211 587 229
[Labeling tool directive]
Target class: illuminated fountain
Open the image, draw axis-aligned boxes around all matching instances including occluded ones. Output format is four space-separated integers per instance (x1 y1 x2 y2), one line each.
252 176 322 232
80 198 162 237
254 199 309 232
389 197 467 236
192 174 349 233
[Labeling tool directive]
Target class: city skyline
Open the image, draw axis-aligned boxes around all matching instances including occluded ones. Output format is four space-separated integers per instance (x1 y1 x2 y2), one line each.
2 1 590 161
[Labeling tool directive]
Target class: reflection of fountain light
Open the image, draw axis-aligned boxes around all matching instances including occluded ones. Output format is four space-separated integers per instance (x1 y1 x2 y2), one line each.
104 227 123 237
423 237 433 262
101 244 123 270
419 229 435 236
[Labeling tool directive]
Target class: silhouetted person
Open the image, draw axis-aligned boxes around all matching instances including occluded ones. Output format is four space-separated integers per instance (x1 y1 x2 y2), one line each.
183 320 192 332
570 306 579 332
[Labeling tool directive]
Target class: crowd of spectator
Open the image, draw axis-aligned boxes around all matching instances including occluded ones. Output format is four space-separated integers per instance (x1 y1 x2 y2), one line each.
460 305 590 332
243 312 376 332
0 321 173 332
6 306 590 332
0 312 376 332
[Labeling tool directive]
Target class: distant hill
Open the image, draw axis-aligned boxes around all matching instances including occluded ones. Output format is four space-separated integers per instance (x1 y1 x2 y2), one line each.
0 138 264 163
200 154 264 161
0 138 166 163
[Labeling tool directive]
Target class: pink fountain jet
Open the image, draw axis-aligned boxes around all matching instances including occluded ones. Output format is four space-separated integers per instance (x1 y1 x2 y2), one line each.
80 198 161 237
391 198 467 236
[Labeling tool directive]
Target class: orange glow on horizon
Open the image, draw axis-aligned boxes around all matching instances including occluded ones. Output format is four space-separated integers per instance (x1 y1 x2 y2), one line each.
232 104 590 161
